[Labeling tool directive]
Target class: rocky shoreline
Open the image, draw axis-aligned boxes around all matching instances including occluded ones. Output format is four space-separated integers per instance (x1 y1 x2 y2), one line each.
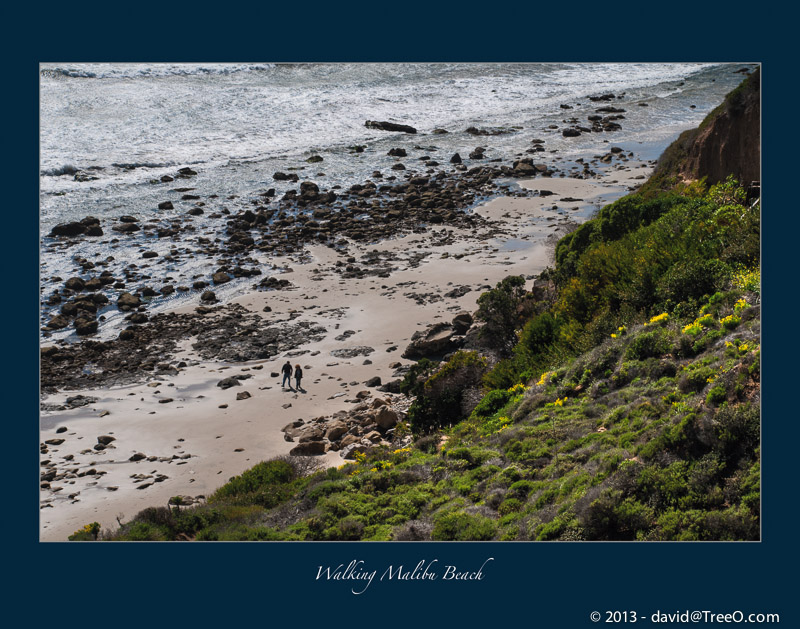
40 96 657 540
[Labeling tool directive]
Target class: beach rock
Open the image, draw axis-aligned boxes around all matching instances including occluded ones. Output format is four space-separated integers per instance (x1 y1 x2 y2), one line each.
217 377 241 389
289 441 326 456
117 292 141 310
374 406 399 430
388 148 407 157
339 434 361 448
177 167 197 176
403 322 460 359
112 222 140 234
212 272 231 285
200 290 217 303
325 420 349 441
331 346 375 358
562 128 581 137
236 391 252 400
300 181 320 196
97 435 116 445
64 277 86 291
451 311 473 335
365 120 417 134
450 153 462 164
158 201 174 210
46 314 70 330
513 159 538 176
364 376 382 388
129 452 146 462
74 318 98 335
66 395 97 408
273 172 299 182
49 222 87 237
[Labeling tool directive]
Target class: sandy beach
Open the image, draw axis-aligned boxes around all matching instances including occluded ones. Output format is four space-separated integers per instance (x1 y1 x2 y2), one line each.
39 162 651 541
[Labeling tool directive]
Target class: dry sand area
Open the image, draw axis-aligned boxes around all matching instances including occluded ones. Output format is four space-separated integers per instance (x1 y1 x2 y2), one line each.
39 163 651 541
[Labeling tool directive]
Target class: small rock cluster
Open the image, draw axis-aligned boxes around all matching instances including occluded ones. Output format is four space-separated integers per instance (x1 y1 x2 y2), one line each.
283 396 407 459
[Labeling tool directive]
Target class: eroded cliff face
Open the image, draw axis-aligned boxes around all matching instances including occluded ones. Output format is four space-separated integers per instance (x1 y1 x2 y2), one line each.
681 68 760 186
649 68 760 191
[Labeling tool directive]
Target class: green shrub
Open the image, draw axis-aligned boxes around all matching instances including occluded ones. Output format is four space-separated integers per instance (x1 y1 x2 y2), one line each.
431 511 497 540
498 498 522 515
713 403 759 464
471 389 512 419
475 275 531 355
706 386 727 406
408 351 487 434
679 365 717 392
210 459 298 508
626 329 670 360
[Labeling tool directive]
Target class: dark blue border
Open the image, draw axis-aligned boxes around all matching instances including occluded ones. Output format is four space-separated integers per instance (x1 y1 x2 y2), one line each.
14 5 795 626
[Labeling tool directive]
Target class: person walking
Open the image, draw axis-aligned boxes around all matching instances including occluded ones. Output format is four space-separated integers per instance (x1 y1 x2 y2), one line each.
294 364 303 391
281 360 293 389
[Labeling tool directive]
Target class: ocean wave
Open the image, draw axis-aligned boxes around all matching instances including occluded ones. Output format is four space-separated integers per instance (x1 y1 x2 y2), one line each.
40 63 277 80
41 164 81 176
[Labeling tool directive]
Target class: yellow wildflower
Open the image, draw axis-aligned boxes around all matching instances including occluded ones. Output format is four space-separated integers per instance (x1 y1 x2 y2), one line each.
646 313 669 325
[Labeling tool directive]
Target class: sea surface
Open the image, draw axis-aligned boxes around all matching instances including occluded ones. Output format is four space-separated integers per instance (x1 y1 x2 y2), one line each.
39 62 756 340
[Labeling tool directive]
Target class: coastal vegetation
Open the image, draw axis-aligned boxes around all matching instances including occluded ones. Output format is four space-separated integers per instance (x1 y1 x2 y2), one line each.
90 71 760 543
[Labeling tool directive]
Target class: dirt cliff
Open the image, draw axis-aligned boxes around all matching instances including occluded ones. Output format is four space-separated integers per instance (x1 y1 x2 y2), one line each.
647 67 760 192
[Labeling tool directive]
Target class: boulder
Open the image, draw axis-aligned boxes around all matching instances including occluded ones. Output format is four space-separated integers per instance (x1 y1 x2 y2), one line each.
365 120 417 134
116 292 141 310
374 406 399 430
339 434 361 448
300 181 320 196
402 322 459 359
289 441 326 456
325 420 349 441
46 315 70 330
74 318 98 336
451 311 473 335
49 222 87 237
